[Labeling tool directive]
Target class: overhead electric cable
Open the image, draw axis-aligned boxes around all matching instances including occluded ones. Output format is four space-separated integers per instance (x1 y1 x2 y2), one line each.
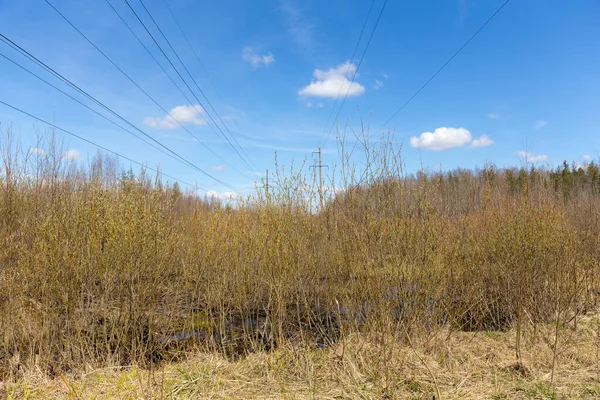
138 0 258 171
321 0 388 148
374 0 512 135
320 0 376 142
159 0 229 112
0 49 192 165
41 0 251 181
122 0 257 172
103 0 252 178
0 34 242 193
0 99 201 190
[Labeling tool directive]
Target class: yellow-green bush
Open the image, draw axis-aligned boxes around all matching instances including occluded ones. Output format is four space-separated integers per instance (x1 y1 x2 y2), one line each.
0 132 598 380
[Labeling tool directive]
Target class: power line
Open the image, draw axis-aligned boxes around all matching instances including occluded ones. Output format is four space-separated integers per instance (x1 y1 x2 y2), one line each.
0 33 242 194
0 99 200 191
140 0 258 172
103 0 252 179
320 0 376 142
0 34 187 165
0 48 187 166
310 148 329 211
42 0 249 183
123 0 257 173
321 0 388 149
374 0 512 136
159 0 228 114
104 0 196 109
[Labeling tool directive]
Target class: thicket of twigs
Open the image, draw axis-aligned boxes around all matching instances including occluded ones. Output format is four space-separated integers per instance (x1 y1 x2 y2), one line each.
1 129 599 384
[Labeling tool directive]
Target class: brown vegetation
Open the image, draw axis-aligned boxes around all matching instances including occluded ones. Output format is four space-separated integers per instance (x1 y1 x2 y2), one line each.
1 129 599 398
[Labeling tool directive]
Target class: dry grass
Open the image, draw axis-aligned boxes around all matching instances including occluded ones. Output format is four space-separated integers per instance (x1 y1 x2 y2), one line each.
1 127 600 398
4 311 600 399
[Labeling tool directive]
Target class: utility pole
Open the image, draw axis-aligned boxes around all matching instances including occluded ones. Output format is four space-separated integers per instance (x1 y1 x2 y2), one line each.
264 169 270 205
257 169 271 205
311 148 328 211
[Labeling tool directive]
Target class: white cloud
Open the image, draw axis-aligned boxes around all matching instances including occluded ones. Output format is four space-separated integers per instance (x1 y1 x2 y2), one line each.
210 165 226 171
583 154 591 161
470 134 494 148
410 127 472 151
242 47 275 68
534 120 548 130
206 190 240 202
144 105 206 130
306 100 324 108
30 147 47 156
298 62 365 99
517 151 547 163
373 79 383 89
63 149 82 161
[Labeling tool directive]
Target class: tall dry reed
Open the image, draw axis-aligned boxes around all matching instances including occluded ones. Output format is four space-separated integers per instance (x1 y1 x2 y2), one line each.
0 128 598 384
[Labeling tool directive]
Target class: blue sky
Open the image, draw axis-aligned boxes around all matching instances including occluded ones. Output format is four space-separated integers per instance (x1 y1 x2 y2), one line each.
1 0 599 197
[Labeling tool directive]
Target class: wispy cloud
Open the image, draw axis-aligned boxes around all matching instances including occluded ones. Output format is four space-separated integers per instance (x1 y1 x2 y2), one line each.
298 61 365 99
253 142 335 154
222 104 247 121
144 105 206 130
63 149 82 161
470 134 494 148
583 154 591 161
410 127 493 151
242 47 275 68
210 165 226 171
206 190 240 202
30 147 84 160
157 133 199 142
373 79 383 90
280 0 315 50
260 128 325 140
488 112 512 119
458 0 467 22
534 120 548 130
306 100 324 108
517 151 547 163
